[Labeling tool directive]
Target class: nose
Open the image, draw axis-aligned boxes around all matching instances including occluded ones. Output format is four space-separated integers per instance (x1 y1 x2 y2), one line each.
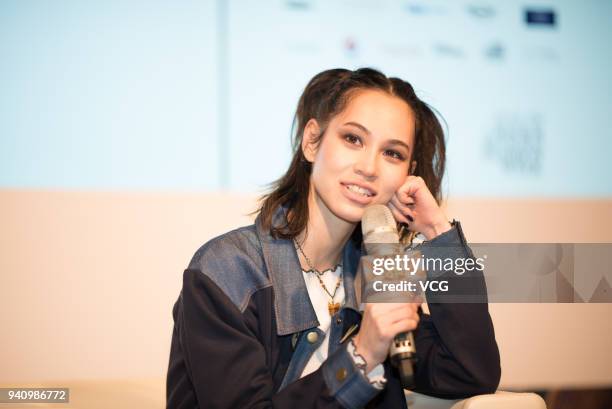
354 149 378 179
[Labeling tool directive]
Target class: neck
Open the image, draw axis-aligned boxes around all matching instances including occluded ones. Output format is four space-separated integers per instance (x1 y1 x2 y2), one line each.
294 188 356 272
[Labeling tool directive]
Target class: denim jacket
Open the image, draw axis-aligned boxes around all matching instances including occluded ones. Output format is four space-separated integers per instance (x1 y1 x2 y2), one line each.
166 204 501 408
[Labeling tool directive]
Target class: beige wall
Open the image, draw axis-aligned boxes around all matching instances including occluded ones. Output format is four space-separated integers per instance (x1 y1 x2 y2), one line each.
1 189 611 390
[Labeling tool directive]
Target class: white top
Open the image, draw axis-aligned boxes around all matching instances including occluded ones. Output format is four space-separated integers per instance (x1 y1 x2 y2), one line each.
300 264 346 378
299 265 386 387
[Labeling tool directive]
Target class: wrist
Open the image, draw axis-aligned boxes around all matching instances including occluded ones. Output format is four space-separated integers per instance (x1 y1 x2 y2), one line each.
352 336 377 373
348 337 387 389
423 219 452 240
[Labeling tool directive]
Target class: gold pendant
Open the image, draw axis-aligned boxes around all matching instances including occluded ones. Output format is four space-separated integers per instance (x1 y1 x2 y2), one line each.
328 302 340 316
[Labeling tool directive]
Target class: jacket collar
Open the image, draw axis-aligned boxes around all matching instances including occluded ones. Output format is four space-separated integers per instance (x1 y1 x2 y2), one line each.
255 204 361 336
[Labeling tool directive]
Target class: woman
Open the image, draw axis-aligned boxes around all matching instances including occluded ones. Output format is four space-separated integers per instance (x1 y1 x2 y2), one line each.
166 68 501 408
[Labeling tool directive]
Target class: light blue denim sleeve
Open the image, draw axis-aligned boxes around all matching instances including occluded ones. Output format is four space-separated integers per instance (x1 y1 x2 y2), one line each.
320 342 383 408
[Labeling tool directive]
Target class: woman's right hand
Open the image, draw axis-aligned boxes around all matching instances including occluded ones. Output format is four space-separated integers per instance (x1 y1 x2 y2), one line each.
352 302 421 373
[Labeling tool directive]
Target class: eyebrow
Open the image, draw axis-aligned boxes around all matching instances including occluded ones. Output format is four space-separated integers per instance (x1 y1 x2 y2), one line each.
343 121 411 151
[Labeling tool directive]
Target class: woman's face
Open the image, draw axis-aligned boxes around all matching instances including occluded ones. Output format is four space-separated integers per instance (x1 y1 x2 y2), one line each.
303 89 416 224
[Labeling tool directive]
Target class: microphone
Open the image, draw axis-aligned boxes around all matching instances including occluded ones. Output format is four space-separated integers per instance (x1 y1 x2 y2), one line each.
361 204 417 389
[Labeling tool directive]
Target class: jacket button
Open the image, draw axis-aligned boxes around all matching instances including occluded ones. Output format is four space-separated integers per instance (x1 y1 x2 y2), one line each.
336 368 348 381
335 317 342 325
307 331 318 343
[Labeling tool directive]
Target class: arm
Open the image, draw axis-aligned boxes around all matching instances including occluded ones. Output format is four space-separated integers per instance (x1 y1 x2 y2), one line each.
411 222 501 399
166 268 383 409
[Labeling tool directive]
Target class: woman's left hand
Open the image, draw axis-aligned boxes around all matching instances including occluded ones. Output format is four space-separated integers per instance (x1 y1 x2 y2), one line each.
387 176 452 240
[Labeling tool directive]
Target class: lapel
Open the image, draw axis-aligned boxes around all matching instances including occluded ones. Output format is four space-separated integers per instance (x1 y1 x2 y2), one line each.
255 204 361 336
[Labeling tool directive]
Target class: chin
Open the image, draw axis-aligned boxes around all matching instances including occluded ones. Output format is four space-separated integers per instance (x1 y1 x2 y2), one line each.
332 205 364 223
329 195 376 223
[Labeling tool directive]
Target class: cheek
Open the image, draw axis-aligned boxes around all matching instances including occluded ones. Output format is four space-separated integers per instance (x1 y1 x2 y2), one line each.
313 140 349 178
311 150 338 192
378 168 407 200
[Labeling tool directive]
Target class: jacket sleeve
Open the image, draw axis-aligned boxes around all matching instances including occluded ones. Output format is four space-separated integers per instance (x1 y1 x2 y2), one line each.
411 221 502 399
166 268 383 409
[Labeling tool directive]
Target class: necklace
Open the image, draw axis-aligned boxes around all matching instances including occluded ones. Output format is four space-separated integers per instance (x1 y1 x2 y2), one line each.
294 239 343 316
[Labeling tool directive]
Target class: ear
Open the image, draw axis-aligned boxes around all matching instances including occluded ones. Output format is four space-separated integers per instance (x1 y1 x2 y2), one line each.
301 119 321 163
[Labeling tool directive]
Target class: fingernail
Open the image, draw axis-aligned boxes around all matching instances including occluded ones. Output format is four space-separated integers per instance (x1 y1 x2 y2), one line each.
407 215 414 222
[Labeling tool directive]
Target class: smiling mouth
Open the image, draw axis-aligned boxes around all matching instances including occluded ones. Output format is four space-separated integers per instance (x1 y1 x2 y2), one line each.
342 183 375 197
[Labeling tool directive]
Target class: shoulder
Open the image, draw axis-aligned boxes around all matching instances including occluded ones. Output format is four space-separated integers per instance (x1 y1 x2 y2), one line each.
186 224 271 312
188 224 262 269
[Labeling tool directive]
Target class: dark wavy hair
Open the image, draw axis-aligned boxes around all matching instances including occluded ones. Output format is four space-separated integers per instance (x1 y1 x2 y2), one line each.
254 67 446 245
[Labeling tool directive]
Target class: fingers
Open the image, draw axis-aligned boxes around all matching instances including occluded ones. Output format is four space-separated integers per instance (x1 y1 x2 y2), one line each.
359 302 422 362
389 200 415 226
374 312 420 340
388 201 410 224
398 176 423 200
389 316 420 335
390 193 415 210
369 302 419 314
366 303 420 326
387 303 421 332
365 302 411 317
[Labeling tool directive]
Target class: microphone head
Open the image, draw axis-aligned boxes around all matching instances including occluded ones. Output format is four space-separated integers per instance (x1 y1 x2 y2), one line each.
361 204 400 245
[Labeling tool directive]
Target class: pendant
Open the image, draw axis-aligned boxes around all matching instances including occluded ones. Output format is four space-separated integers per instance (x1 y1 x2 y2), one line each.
328 302 340 316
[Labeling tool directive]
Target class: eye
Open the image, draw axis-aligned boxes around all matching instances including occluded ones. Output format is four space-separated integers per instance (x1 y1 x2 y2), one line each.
343 133 362 146
384 149 406 161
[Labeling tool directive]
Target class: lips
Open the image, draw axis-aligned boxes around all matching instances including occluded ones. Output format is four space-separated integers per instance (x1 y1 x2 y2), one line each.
340 182 377 205
341 181 377 196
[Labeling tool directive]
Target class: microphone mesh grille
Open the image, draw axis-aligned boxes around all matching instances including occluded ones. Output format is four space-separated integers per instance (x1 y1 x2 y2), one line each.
362 205 400 244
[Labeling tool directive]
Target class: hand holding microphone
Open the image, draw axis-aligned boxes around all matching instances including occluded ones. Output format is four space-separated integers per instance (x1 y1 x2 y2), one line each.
353 204 422 389
352 302 420 373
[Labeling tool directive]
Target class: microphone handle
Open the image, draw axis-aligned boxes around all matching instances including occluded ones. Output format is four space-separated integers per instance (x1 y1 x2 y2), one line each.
390 331 417 389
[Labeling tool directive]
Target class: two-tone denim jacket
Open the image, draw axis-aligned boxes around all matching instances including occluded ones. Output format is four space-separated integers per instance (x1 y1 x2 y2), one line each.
166 204 501 408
